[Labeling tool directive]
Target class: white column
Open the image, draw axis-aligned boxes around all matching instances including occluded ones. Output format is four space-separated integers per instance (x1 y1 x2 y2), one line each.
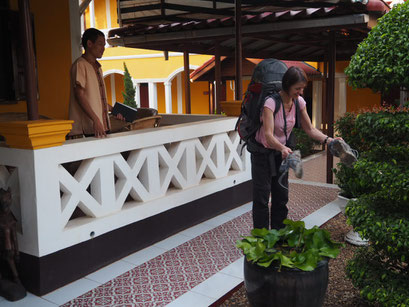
312 80 322 129
110 74 116 105
89 0 95 28
69 0 82 62
133 80 140 108
105 0 112 29
148 82 158 110
177 74 183 114
338 76 347 119
164 82 172 114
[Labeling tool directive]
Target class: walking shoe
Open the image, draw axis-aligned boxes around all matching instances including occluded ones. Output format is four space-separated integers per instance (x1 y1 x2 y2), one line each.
279 150 303 179
328 139 358 167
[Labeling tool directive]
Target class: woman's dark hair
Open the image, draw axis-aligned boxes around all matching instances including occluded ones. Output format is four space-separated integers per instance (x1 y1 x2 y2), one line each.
81 28 105 50
282 66 308 93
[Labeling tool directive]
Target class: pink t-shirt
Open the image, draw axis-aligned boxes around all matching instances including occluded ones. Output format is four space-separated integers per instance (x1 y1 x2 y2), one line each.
255 96 306 147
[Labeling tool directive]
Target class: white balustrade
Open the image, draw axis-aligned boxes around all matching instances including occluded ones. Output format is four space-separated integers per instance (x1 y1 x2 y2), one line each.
0 116 250 257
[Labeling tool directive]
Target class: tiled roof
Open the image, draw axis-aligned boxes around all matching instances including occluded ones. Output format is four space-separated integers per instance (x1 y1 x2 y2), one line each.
108 1 389 61
190 58 322 81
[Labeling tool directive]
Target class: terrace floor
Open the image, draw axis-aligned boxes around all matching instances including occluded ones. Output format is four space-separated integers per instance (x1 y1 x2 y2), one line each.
1 152 341 307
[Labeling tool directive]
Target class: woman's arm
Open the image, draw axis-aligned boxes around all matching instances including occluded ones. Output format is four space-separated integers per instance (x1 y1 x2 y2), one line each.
262 107 293 158
300 107 334 144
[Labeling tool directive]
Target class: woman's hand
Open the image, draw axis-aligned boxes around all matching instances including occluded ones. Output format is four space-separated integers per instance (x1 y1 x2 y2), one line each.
326 136 343 144
281 146 293 159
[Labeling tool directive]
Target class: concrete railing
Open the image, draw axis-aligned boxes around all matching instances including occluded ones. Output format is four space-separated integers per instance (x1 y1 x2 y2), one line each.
0 116 250 257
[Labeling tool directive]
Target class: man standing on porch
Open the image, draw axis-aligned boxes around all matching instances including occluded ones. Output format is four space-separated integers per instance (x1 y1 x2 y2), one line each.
68 28 121 138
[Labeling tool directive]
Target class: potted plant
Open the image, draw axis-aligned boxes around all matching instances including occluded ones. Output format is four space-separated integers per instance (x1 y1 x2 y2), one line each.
237 219 343 307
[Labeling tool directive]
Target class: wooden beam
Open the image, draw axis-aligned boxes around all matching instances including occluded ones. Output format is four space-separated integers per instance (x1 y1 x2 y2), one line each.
183 50 191 114
234 0 243 101
326 31 336 184
215 41 222 114
19 0 39 120
109 14 369 46
79 0 93 15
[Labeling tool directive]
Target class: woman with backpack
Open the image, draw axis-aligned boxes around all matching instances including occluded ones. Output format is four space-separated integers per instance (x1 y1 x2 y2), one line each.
251 66 336 230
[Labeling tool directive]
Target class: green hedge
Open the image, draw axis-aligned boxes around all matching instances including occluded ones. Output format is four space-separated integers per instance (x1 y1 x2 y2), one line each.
347 248 409 307
334 107 409 306
293 128 321 158
345 2 409 95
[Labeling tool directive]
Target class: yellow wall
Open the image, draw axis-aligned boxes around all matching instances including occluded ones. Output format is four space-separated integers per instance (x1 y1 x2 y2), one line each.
347 87 380 113
316 61 381 113
109 0 119 28
191 81 210 114
100 54 212 79
94 0 107 29
1 0 72 120
157 83 165 113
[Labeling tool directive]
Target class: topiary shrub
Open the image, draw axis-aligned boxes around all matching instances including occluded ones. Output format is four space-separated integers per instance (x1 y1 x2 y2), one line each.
341 107 409 306
293 128 321 158
345 2 409 96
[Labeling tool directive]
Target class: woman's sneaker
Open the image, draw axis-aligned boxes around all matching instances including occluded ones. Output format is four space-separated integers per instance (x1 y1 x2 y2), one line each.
328 139 358 167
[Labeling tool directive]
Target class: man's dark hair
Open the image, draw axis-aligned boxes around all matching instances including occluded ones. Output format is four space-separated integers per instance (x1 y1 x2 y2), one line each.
81 28 105 50
282 66 308 93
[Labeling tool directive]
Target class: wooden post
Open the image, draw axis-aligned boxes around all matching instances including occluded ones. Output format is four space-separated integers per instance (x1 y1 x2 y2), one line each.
234 0 243 101
215 41 222 114
183 50 191 114
322 59 328 153
322 60 328 134
208 82 214 114
19 0 39 120
326 32 336 184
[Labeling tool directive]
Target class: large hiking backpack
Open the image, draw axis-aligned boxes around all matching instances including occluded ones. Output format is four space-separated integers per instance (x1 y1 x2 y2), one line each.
235 59 300 153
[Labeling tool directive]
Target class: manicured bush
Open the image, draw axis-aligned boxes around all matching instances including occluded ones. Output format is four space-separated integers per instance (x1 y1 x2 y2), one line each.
333 112 363 153
345 2 409 95
347 248 409 307
293 128 321 157
334 107 409 306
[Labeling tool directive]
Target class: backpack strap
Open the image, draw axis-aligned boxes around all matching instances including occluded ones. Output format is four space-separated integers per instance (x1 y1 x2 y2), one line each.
270 93 301 143
294 98 301 128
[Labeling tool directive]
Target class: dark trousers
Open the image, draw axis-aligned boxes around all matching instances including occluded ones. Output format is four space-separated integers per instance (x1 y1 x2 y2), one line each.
251 152 289 230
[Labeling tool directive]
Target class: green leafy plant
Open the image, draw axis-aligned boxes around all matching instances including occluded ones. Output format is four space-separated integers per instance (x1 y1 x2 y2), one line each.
334 107 409 305
347 248 409 307
345 2 409 95
122 62 137 108
293 128 321 158
236 219 343 271
334 112 363 153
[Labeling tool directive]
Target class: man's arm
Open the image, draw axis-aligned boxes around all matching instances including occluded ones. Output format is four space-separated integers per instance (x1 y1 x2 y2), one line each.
74 85 106 137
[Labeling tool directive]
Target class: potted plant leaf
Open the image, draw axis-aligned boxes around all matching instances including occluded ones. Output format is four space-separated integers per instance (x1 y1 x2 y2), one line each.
237 219 343 307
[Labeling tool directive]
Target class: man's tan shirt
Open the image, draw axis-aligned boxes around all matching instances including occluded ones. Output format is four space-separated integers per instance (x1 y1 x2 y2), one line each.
68 56 110 136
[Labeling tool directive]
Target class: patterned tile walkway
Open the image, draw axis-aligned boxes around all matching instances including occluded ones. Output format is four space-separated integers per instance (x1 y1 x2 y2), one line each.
61 181 338 306
289 151 340 183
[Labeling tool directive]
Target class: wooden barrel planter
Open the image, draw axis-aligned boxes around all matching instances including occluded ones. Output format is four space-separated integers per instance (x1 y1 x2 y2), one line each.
244 257 329 307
